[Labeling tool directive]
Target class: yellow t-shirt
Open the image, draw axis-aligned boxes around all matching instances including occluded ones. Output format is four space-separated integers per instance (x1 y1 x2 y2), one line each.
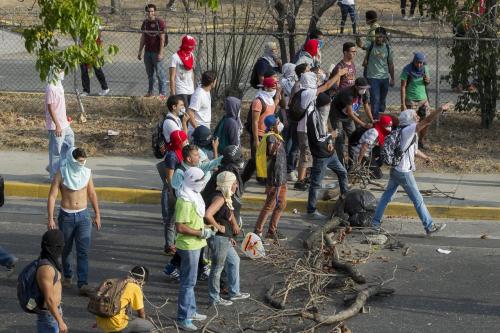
96 282 144 332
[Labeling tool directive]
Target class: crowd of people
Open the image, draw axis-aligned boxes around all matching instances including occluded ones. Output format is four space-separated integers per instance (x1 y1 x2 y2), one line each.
5 4 456 333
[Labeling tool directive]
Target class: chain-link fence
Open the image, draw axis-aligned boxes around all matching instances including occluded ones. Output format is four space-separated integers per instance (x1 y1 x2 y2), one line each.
1 23 487 109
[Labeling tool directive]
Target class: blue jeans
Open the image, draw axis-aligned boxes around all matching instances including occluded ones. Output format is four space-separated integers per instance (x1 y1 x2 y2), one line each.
177 248 201 321
0 245 16 267
37 308 61 333
48 127 74 180
368 78 390 120
286 120 299 174
307 155 349 213
340 4 357 34
58 209 92 288
372 168 433 231
144 51 166 95
207 236 240 303
156 161 175 249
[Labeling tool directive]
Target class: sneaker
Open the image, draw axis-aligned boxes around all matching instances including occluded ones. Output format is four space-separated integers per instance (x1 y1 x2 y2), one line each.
212 298 233 306
426 223 446 236
294 181 309 191
80 92 88 97
62 277 73 289
287 171 298 182
230 292 250 301
78 284 95 297
266 231 287 241
163 265 180 280
98 88 110 96
307 211 327 220
177 319 197 331
191 312 207 321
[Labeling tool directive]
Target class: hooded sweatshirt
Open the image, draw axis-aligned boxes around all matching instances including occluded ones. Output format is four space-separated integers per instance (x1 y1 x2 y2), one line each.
214 97 242 151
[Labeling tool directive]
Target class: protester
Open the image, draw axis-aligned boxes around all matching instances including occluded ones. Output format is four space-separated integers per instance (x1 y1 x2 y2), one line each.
45 68 74 181
95 266 154 333
292 30 324 65
339 0 357 34
306 93 349 219
138 4 167 98
242 75 281 184
47 147 101 297
205 171 250 306
363 27 395 120
356 10 380 50
187 70 216 135
253 115 288 241
166 0 191 12
213 97 243 151
80 30 109 97
161 130 189 255
192 125 218 160
251 42 282 87
371 103 452 235
35 229 67 333
169 35 197 107
331 42 357 92
175 167 215 331
295 39 319 67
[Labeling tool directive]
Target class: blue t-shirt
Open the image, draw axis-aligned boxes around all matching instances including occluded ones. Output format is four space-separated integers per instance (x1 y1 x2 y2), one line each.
165 151 180 170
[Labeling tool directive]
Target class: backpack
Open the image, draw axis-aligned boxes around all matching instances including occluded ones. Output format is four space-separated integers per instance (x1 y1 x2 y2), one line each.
152 117 167 159
17 259 56 313
244 97 266 135
250 58 264 89
362 42 391 78
381 127 416 167
87 278 129 317
289 89 311 122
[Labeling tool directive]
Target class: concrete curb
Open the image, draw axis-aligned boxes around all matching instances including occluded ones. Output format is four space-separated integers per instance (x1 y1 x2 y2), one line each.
5 181 500 220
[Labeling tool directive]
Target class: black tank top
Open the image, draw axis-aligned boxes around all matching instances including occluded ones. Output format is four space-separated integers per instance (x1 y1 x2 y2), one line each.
209 191 233 238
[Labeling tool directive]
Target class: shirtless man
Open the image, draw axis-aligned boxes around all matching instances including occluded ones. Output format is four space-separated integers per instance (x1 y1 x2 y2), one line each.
47 147 100 297
36 229 67 333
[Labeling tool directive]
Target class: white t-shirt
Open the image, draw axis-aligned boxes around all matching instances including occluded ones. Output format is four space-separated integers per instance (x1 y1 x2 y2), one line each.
395 124 418 172
45 84 70 131
297 89 317 133
188 86 212 133
169 53 194 95
162 113 182 143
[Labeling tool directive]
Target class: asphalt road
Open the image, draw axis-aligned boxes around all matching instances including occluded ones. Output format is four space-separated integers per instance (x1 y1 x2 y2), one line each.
1 198 499 332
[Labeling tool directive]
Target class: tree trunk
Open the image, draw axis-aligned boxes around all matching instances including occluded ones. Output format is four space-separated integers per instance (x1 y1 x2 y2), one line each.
272 1 288 63
308 0 337 35
286 0 302 60
110 0 121 14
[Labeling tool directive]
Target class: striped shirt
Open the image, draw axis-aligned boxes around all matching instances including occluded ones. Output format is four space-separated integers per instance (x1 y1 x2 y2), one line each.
352 128 379 162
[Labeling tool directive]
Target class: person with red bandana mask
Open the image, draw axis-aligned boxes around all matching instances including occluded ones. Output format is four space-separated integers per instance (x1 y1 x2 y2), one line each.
169 35 197 108
295 39 319 68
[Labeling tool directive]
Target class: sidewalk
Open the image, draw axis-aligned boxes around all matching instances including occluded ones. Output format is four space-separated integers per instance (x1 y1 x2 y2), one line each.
1 151 499 220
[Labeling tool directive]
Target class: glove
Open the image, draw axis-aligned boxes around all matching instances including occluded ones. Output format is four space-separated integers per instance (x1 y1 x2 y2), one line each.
200 228 217 239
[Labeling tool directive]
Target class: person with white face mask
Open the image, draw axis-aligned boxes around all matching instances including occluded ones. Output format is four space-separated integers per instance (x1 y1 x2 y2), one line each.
45 67 74 181
330 77 375 167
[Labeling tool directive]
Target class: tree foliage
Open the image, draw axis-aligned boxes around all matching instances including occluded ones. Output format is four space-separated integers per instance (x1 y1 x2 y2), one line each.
23 0 118 82
424 0 498 128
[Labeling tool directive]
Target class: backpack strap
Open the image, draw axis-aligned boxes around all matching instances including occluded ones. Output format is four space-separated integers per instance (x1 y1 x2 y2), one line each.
37 259 58 285
256 97 267 121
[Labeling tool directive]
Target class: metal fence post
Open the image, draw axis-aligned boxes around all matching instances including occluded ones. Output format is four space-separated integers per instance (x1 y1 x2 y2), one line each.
435 36 441 128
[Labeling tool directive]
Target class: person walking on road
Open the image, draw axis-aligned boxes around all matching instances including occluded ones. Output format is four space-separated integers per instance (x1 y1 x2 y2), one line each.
47 147 101 297
138 4 167 98
45 68 74 182
371 103 452 235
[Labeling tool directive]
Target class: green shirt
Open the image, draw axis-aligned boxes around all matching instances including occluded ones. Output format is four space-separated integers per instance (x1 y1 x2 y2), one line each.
365 41 393 79
400 65 430 101
175 199 207 251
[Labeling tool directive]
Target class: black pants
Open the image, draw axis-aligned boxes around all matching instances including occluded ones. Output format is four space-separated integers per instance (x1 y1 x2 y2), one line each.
80 64 108 93
242 136 258 184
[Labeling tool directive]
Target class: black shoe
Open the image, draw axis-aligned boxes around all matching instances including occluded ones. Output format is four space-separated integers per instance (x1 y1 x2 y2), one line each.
426 223 446 236
266 231 287 241
294 181 309 191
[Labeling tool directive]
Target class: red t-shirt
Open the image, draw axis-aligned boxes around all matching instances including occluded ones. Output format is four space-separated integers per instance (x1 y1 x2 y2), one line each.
333 60 356 91
141 18 166 53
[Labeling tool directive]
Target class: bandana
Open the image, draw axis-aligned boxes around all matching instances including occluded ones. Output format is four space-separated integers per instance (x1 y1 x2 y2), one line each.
403 52 426 79
177 35 197 70
40 229 65 272
255 89 275 106
304 39 319 57
262 42 278 68
178 167 206 217
168 130 188 162
216 171 237 210
374 115 393 145
60 148 91 191
399 109 417 126
281 63 297 96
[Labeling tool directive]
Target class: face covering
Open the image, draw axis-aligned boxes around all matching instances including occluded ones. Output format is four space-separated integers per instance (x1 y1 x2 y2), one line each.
178 167 206 217
179 107 186 116
385 126 392 132
60 148 91 191
358 88 367 95
216 171 237 210
277 122 284 133
318 40 325 49
40 229 65 272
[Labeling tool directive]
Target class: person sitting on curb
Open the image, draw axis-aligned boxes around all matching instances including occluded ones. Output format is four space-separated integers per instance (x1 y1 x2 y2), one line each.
205 171 250 306
47 147 101 297
175 167 215 331
95 266 155 333
371 103 453 235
